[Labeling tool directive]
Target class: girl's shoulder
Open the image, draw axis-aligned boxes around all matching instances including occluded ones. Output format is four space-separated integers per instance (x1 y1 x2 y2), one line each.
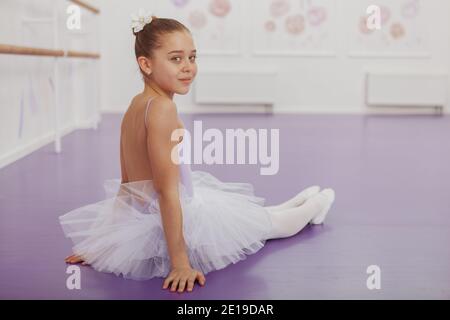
145 96 178 124
148 95 176 110
122 95 179 132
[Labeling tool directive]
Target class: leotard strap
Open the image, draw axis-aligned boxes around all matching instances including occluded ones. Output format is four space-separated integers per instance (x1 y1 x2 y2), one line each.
144 97 155 129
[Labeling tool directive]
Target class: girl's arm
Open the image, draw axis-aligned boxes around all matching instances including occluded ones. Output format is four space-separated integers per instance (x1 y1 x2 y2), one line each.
119 138 129 184
146 97 190 268
144 97 205 292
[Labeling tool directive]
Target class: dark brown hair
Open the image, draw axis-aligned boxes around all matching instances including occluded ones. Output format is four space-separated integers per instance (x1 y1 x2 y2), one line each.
133 16 191 80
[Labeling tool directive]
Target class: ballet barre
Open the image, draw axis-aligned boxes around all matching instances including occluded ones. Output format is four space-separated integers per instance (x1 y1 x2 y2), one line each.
0 44 64 57
0 1 101 156
66 50 101 59
69 0 100 15
0 43 101 154
0 44 100 59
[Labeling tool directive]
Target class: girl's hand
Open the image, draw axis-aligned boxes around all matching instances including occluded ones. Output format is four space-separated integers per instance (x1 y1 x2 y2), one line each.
163 266 206 293
65 254 89 266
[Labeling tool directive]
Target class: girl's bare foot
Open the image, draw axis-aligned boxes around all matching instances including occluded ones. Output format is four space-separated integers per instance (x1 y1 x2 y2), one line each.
65 254 89 266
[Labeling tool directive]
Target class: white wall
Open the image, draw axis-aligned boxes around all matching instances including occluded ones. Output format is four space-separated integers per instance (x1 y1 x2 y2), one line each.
0 0 100 168
99 0 450 114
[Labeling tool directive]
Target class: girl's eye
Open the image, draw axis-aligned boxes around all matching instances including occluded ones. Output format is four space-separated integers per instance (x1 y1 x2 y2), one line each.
172 56 197 62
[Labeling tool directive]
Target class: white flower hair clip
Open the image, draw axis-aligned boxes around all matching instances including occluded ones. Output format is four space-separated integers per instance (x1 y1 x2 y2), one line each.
131 9 153 34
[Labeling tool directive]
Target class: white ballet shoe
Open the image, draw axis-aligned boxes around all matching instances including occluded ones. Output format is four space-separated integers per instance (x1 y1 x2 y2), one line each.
266 185 321 214
310 188 335 225
291 185 321 206
289 186 320 207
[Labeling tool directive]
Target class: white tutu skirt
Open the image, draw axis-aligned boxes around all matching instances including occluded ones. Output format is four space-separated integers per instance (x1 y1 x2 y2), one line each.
59 170 273 280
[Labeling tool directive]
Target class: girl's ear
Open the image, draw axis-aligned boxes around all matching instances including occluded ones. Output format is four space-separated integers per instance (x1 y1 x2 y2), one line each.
137 56 152 75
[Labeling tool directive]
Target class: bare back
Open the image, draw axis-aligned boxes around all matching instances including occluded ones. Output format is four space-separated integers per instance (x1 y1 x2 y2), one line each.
120 94 184 183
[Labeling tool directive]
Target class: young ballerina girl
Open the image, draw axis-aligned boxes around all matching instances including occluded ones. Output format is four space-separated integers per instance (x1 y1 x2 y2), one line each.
61 13 335 293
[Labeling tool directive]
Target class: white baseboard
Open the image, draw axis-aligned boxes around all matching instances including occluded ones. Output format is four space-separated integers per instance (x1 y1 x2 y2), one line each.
102 104 448 115
77 115 101 129
101 105 126 114
0 117 97 170
183 104 448 115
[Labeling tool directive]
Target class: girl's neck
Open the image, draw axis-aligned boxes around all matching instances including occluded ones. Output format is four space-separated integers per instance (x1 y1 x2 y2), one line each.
143 82 174 100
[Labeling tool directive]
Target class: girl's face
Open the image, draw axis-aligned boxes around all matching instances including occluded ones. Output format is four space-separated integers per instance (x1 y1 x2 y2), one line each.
151 31 198 97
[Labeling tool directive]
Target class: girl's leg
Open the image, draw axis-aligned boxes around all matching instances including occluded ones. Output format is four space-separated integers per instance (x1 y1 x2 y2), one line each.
265 185 320 214
265 189 335 240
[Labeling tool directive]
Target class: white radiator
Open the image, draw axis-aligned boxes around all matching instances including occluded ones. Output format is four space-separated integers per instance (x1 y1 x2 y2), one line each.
194 68 278 105
366 72 448 108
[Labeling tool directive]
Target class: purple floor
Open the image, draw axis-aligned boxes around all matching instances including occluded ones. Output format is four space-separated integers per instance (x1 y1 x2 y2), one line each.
1 113 449 299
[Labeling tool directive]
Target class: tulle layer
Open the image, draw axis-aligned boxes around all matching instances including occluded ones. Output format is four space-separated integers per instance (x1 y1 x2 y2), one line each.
59 170 273 280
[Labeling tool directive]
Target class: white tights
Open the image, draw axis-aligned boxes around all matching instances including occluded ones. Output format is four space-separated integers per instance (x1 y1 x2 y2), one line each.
264 191 329 240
